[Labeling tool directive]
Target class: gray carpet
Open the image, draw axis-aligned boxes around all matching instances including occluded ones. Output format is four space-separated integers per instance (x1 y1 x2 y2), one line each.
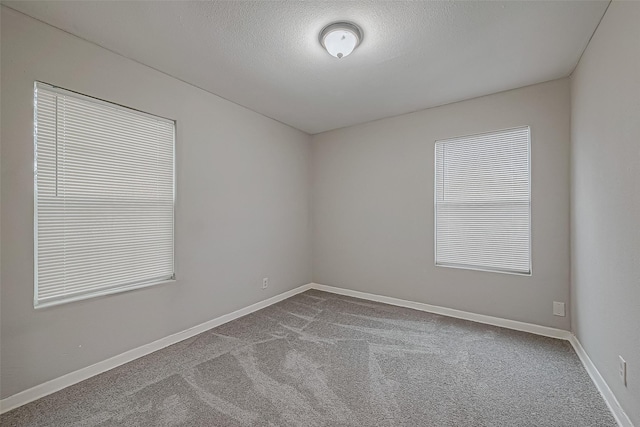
1 290 616 426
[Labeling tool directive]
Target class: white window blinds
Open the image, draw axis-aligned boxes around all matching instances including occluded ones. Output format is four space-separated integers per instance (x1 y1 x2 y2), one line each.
435 126 531 275
34 82 175 308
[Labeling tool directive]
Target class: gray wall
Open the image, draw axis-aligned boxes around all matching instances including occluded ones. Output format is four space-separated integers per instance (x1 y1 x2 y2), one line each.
5 3 636 418
312 78 571 330
570 2 640 424
0 7 312 399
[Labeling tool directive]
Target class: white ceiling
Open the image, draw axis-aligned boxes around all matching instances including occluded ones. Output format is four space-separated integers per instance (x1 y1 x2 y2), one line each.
4 1 609 134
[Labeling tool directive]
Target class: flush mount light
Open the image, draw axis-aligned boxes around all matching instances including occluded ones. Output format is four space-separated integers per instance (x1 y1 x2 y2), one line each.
319 21 363 59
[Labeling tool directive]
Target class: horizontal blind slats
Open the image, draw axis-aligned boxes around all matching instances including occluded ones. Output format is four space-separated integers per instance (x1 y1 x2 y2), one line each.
435 127 531 274
39 271 175 300
35 83 175 307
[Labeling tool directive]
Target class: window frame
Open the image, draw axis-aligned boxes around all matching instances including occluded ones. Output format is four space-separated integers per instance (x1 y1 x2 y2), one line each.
433 125 532 276
33 81 177 308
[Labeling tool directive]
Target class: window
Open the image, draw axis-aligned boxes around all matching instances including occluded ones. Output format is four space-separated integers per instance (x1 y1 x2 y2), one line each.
34 82 175 308
434 126 531 275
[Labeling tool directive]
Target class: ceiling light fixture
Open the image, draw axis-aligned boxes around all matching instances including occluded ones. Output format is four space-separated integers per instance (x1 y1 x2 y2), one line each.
319 21 363 59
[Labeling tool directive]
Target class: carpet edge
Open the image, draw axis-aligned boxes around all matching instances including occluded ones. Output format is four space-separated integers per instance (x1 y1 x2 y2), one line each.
4 282 631 427
310 282 632 427
0 283 313 414
310 283 571 339
568 335 634 427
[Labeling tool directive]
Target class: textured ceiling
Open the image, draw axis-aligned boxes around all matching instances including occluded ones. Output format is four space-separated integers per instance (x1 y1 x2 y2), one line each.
4 1 609 134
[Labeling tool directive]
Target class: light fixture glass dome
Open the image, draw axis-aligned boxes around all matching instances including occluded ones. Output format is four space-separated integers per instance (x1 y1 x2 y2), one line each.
319 22 362 59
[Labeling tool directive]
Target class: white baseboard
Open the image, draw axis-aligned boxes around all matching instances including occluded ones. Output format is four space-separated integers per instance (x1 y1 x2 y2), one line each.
568 335 634 427
310 283 633 427
3 282 633 427
310 283 571 340
0 283 313 414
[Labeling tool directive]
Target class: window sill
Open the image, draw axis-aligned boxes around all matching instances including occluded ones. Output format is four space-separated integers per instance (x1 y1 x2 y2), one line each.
34 276 176 309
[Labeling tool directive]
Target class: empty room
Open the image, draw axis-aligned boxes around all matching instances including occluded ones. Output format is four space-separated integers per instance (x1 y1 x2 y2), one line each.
0 1 638 426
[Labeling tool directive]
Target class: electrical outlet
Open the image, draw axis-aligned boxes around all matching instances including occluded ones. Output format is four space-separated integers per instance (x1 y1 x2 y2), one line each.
619 356 627 386
552 301 566 317
262 277 269 289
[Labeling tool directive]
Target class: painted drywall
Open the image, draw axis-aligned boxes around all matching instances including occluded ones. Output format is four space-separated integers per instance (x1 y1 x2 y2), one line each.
570 1 640 424
0 7 312 399
312 78 571 330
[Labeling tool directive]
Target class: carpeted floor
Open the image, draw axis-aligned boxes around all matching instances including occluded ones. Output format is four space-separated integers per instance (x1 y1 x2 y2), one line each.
1 290 616 426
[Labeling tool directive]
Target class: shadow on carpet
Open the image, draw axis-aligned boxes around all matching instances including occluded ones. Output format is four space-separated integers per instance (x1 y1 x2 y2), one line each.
1 290 616 426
